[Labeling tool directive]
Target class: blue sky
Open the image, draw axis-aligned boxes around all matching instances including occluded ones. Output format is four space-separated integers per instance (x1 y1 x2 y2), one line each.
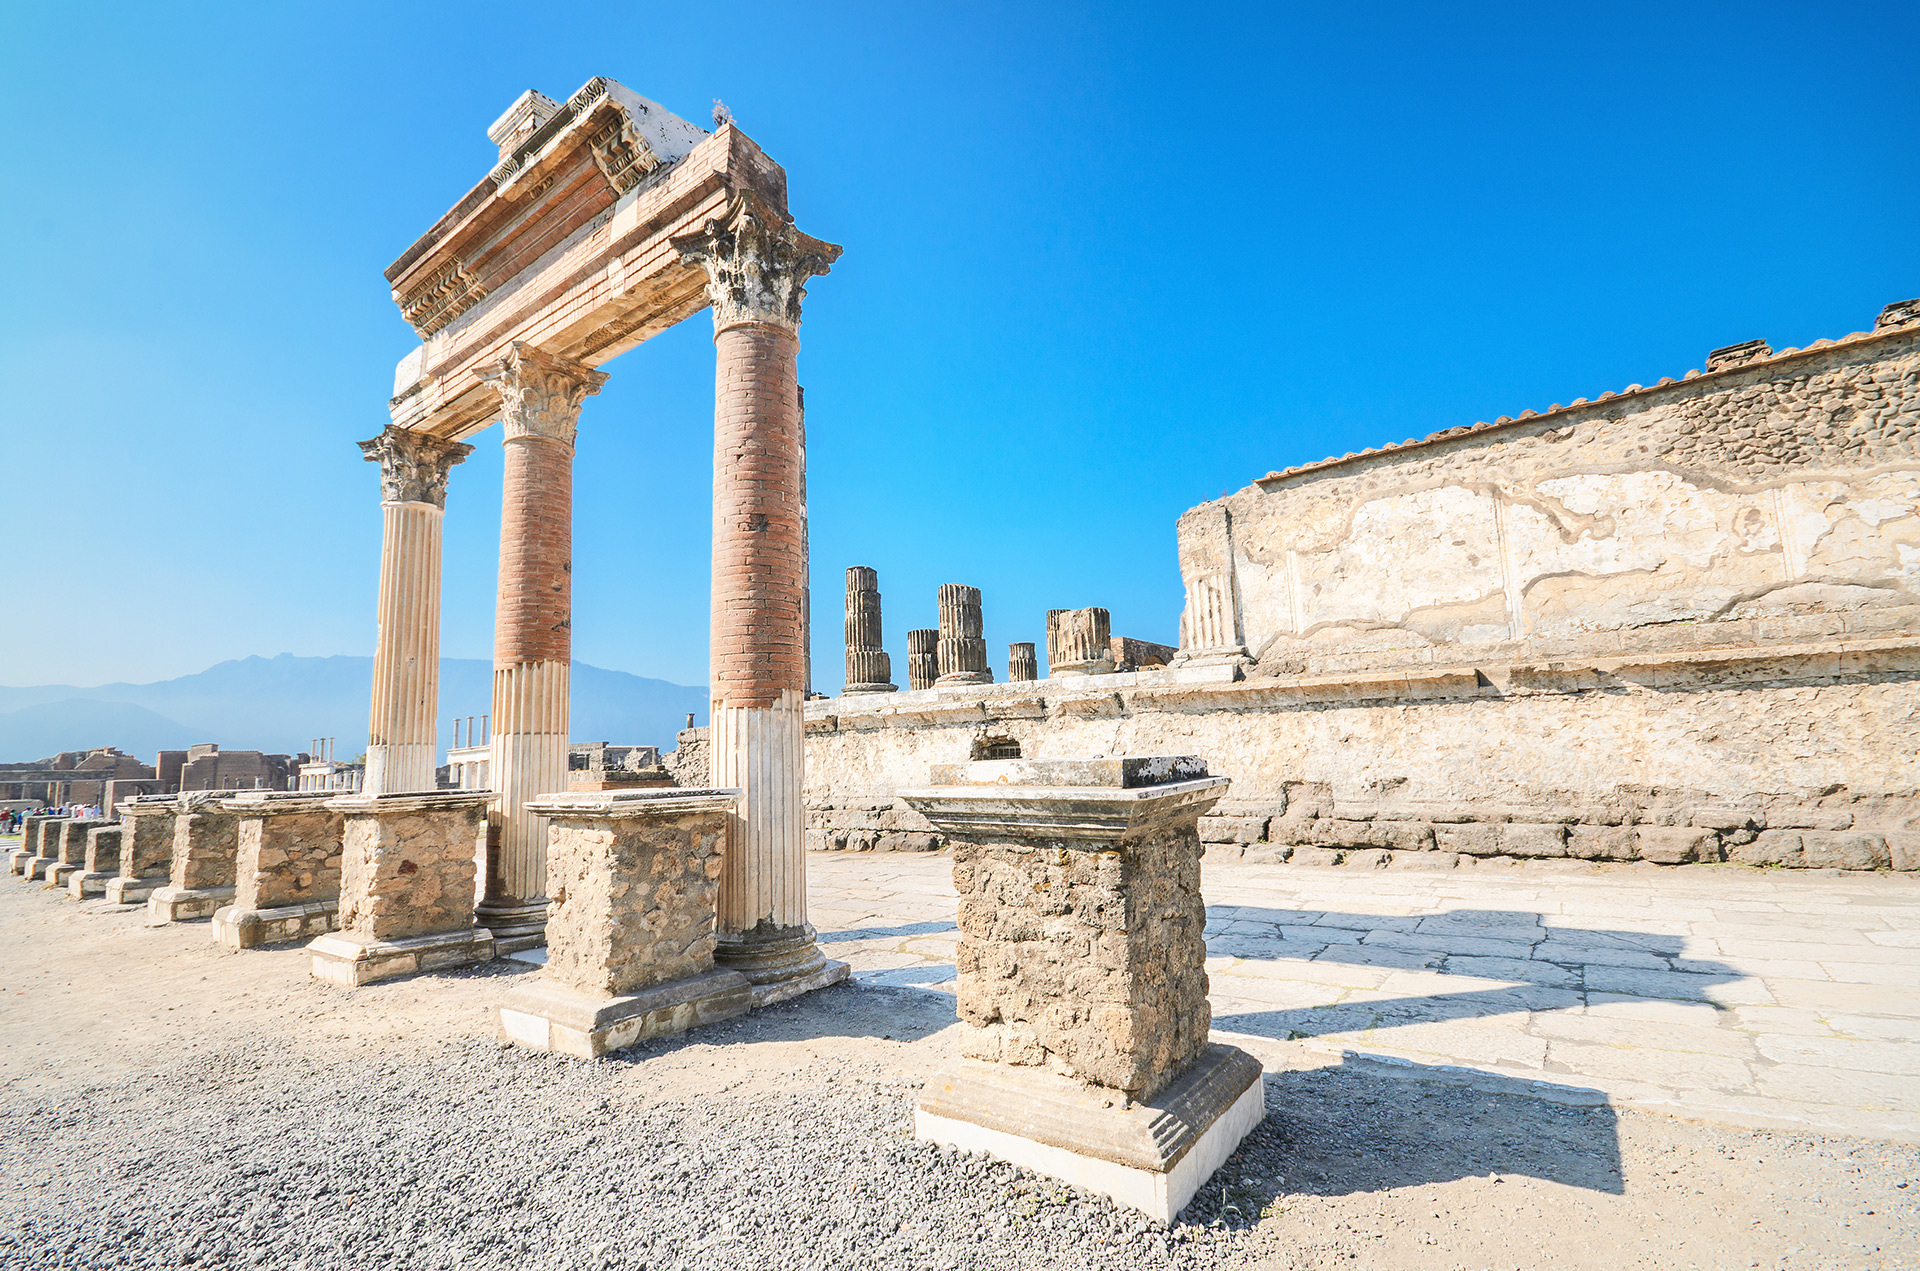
2 1 1915 701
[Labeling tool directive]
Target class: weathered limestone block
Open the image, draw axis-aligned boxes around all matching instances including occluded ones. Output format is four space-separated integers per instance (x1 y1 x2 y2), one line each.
147 793 245 922
21 817 68 879
67 825 124 898
500 789 756 1057
45 819 106 886
1732 829 1891 870
1008 642 1038 683
106 796 181 903
9 815 56 875
307 791 494 987
902 756 1263 1222
842 566 897 694
213 792 346 950
1046 607 1115 677
1635 826 1723 865
935 585 992 687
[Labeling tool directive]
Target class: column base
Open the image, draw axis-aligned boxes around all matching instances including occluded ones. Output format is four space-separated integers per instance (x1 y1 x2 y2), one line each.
475 899 547 954
500 970 754 1058
1050 659 1116 677
45 863 82 888
214 900 339 950
68 870 117 899
25 858 57 881
146 886 237 923
841 682 898 695
933 672 993 687
308 928 495 988
915 1044 1265 1224
105 875 167 905
715 922 852 1005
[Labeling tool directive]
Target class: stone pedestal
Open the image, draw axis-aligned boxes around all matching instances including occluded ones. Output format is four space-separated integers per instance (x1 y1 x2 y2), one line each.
25 818 71 880
906 628 939 691
308 791 494 987
900 756 1261 1223
1008 642 1038 683
106 796 181 904
842 566 897 694
500 789 758 1056
67 824 123 898
935 584 993 687
9 815 55 875
213 792 346 950
147 793 243 923
1046 607 1115 677
42 818 103 886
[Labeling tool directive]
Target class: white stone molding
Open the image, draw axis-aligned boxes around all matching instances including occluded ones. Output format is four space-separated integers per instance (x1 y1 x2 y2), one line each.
357 426 474 509
480 342 609 447
674 191 843 334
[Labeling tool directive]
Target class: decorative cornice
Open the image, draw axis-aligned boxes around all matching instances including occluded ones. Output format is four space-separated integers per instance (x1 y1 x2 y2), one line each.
398 256 488 339
480 342 609 446
358 427 475 508
673 191 842 333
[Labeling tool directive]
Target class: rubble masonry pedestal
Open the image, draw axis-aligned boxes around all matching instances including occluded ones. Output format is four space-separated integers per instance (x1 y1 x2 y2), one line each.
147 793 244 923
900 756 1262 1223
213 791 345 950
500 789 753 1057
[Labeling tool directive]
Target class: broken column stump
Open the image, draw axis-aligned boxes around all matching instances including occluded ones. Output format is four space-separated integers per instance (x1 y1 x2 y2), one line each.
106 795 183 904
67 823 124 898
900 756 1263 1223
307 790 494 987
213 791 346 950
147 792 245 922
501 788 752 1057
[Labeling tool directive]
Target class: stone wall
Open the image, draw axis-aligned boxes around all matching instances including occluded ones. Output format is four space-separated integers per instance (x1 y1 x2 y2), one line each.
803 307 1920 874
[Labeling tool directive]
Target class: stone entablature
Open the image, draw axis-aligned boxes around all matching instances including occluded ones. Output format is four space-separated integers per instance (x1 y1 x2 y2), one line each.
1177 310 1920 680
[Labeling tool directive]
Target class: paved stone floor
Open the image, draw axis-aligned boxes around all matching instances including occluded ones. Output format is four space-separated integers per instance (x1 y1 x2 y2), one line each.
812 852 1920 1143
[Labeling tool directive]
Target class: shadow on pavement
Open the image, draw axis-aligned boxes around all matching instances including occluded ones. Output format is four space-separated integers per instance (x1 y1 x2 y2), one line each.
818 919 957 944
1184 1054 1624 1226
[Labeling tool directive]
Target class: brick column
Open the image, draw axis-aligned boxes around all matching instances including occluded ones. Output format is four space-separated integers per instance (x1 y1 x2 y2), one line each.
359 427 473 795
478 342 607 951
676 192 847 998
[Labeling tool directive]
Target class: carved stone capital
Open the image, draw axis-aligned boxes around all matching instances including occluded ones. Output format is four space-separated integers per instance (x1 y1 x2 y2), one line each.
673 192 842 334
480 342 610 446
357 427 475 508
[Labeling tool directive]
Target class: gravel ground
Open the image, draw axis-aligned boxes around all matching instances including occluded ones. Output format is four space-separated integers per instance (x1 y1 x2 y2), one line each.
2 869 1916 1270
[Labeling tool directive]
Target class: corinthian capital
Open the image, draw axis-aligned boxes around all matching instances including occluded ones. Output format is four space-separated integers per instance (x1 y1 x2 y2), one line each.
481 342 610 446
358 427 475 508
673 191 843 333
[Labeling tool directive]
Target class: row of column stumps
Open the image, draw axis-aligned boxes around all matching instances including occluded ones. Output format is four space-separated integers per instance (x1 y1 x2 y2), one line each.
842 568 1115 688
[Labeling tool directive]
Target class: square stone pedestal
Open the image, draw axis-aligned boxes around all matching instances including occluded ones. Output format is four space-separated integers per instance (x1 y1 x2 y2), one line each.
147 792 244 923
23 818 69 880
307 790 493 988
499 789 754 1056
46 818 107 888
9 816 56 876
901 756 1263 1222
107 796 182 904
68 824 124 898
212 791 345 950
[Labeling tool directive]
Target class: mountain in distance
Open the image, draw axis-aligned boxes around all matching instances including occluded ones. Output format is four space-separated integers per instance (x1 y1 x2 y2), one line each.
0 655 708 763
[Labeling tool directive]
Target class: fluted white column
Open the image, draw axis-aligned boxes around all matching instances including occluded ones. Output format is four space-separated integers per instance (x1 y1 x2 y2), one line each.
359 428 472 796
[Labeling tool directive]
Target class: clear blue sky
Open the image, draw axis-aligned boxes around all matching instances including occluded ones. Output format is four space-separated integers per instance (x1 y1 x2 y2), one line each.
3 1 1915 697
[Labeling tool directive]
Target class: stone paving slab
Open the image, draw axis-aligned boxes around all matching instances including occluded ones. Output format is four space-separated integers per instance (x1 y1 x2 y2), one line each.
809 851 1920 1143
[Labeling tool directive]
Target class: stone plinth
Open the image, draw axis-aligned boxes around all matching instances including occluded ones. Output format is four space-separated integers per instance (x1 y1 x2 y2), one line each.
68 825 123 898
308 791 494 987
935 584 992 687
24 818 70 880
900 756 1262 1222
906 628 939 692
500 789 758 1057
106 796 182 904
843 566 897 694
147 793 244 923
43 818 104 886
1008 642 1038 683
213 792 346 950
1047 607 1115 677
9 815 56 875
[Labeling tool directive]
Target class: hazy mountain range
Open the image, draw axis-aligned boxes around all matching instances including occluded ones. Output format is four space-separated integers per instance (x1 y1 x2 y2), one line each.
0 655 707 763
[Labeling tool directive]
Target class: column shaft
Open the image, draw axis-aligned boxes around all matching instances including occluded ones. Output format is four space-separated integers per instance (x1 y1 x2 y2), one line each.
365 502 444 793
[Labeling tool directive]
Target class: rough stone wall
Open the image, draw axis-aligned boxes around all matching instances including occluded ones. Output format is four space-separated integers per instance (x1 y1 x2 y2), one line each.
171 805 241 891
236 812 345 910
336 805 486 942
1179 325 1920 679
664 727 709 788
953 822 1210 1099
543 809 727 997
